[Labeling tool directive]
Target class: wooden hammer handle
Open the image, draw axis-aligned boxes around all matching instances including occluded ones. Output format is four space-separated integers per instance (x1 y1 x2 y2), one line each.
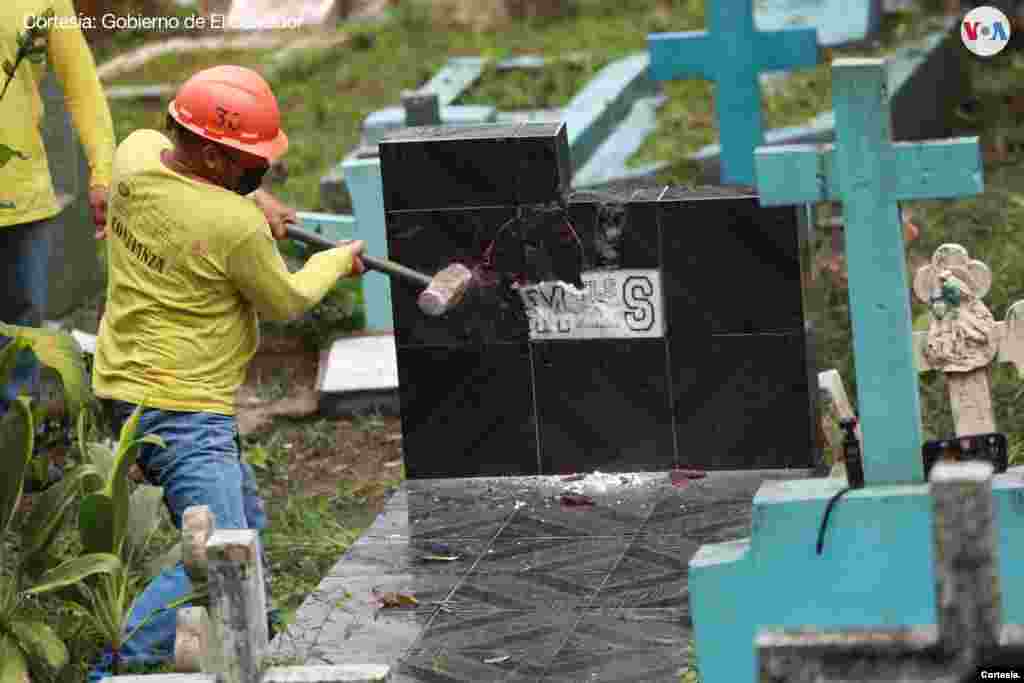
285 224 432 288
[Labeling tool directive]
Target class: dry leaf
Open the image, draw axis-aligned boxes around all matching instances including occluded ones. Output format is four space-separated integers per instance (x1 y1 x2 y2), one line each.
670 469 707 487
372 589 418 608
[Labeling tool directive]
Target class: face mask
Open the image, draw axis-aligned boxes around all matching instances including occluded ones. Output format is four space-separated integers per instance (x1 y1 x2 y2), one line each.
235 165 269 196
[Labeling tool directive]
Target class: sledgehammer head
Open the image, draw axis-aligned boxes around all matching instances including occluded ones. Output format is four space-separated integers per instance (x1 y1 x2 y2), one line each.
417 263 474 317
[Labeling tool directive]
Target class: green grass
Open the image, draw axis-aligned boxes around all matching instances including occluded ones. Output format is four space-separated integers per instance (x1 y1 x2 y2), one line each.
458 55 613 110
109 47 281 85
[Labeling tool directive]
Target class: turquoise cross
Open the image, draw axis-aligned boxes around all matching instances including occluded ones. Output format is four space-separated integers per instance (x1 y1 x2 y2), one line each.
648 0 820 185
756 58 984 485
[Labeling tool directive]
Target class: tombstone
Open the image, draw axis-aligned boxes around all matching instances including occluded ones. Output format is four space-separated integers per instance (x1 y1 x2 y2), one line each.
400 91 441 128
378 122 819 478
648 0 821 185
757 461 1024 681
685 57 1024 683
912 244 1024 438
39 71 104 319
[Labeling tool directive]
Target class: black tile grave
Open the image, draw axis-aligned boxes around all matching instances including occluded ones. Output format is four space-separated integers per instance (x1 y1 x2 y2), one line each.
379 125 819 479
275 470 814 682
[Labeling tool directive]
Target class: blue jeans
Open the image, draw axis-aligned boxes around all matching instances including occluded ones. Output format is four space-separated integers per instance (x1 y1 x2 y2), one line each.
88 400 270 680
0 217 53 415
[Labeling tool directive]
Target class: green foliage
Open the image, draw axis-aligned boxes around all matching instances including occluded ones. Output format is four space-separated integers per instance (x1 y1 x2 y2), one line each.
0 399 123 681
459 55 612 110
0 324 93 427
261 491 361 618
0 399 33 539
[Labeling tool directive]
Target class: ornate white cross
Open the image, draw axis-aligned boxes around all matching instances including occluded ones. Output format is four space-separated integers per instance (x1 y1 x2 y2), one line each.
912 244 1024 436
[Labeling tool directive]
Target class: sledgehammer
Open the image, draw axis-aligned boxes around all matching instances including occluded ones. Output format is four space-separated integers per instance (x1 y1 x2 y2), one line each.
285 224 473 317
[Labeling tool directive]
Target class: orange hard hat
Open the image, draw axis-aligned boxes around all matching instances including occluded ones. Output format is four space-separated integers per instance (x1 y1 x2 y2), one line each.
168 65 288 162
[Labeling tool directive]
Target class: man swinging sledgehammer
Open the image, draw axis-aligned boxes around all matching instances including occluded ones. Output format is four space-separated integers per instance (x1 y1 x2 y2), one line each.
88 65 366 678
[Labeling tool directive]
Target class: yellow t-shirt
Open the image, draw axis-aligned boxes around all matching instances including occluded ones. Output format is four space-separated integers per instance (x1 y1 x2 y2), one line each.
93 129 356 415
0 0 114 225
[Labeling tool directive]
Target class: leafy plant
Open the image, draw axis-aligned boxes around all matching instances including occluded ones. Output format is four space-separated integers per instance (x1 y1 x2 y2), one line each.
0 399 122 682
68 405 184 675
0 323 93 427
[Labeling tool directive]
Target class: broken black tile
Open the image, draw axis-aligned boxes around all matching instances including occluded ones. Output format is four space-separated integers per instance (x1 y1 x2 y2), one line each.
386 207 529 347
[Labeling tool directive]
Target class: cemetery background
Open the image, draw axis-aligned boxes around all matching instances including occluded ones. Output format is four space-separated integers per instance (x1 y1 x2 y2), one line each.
9 0 1024 680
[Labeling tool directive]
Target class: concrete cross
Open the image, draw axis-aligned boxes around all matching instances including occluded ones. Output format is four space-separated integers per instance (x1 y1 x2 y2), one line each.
755 58 984 486
912 243 1024 436
757 461 1024 682
648 0 819 185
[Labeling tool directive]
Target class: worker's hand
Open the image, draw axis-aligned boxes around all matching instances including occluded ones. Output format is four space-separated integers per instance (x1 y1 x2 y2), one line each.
252 189 297 240
89 185 109 239
340 239 366 277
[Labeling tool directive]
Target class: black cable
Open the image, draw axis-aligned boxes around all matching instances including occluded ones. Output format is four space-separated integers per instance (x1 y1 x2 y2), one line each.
816 486 855 556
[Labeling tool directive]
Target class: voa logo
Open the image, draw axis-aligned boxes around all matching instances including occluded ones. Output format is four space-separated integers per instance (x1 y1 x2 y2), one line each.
961 6 1011 57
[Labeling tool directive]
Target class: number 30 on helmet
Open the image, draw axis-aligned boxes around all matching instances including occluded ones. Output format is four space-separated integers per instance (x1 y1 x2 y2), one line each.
167 65 289 162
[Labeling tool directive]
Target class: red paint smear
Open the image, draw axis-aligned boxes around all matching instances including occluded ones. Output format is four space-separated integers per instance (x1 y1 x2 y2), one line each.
671 469 707 487
560 494 595 507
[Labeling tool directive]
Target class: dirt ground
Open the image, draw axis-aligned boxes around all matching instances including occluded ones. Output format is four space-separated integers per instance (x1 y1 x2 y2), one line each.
236 336 404 510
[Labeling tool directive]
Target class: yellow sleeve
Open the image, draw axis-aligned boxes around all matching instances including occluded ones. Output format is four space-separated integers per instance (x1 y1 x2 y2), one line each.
226 230 356 322
46 0 115 188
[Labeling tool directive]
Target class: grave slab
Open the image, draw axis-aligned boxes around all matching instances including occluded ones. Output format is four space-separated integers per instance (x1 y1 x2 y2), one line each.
316 333 399 417
277 470 811 682
560 54 658 180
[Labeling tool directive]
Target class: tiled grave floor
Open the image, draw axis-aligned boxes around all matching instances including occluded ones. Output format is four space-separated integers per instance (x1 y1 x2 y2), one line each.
270 469 810 682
